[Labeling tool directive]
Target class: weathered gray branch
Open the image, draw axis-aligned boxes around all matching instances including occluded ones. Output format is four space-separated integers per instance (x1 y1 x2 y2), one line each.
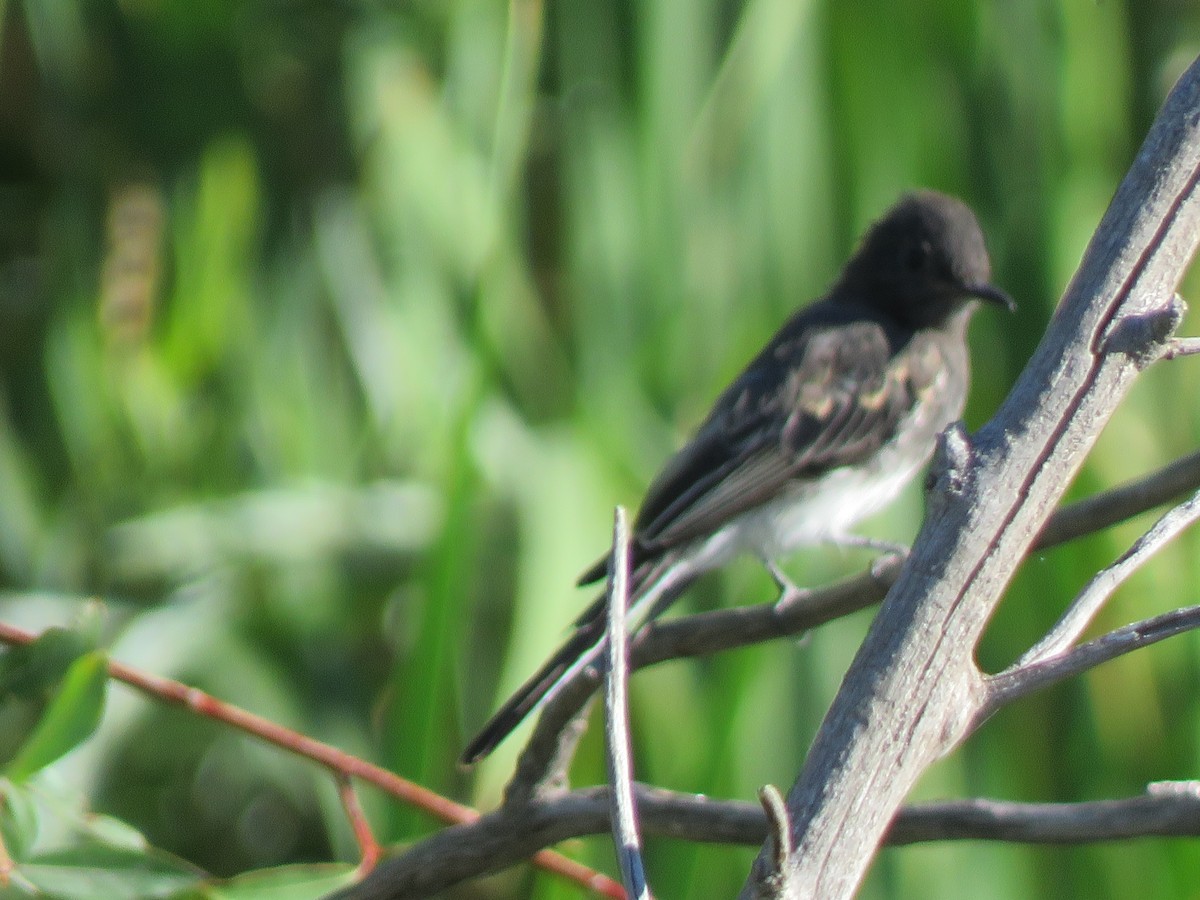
1030 447 1200 550
889 785 1200 845
977 603 1200 724
603 506 650 899
1019 486 1200 665
329 781 1200 897
741 53 1200 899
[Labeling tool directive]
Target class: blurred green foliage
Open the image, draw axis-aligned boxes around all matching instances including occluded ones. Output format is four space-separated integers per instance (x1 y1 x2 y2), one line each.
2 0 1200 897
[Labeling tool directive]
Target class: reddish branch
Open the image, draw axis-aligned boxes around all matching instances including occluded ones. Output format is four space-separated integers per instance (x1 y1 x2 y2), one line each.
0 620 624 899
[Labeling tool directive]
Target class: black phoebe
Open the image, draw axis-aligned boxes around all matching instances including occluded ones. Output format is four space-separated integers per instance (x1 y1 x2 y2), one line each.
462 190 1013 765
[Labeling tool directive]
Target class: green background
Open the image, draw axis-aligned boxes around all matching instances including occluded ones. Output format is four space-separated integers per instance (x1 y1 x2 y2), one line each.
2 0 1200 897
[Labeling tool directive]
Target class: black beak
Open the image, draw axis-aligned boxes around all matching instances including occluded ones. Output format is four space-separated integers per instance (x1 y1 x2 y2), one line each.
967 283 1017 313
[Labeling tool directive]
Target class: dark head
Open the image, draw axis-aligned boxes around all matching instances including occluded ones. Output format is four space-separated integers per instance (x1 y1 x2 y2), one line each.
837 190 1015 328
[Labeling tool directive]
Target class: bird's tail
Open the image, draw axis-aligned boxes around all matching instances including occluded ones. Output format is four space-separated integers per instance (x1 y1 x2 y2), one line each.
459 553 692 766
459 616 607 765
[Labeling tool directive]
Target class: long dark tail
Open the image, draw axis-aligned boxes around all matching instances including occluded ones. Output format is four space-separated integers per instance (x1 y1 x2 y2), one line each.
460 553 692 765
459 616 607 765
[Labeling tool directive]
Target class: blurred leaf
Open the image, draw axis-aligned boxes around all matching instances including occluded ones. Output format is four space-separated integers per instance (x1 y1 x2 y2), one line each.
165 137 260 385
17 842 203 900
0 778 41 862
0 625 97 768
200 863 356 900
0 627 93 697
78 811 162 853
20 0 89 88
4 650 108 782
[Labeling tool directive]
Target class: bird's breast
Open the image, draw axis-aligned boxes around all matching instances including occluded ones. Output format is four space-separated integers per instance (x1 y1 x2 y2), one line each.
718 338 967 561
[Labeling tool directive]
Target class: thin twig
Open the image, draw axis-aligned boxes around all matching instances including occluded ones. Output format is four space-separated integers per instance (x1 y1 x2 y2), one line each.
338 775 382 875
1019 488 1200 666
605 506 650 900
1032 449 1200 550
0 816 12 887
889 784 1200 844
978 603 1200 725
0 621 624 900
1163 336 1200 358
755 785 794 897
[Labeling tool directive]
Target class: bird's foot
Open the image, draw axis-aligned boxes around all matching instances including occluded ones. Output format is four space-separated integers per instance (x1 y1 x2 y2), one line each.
832 533 910 557
869 551 907 585
827 534 909 586
764 559 809 606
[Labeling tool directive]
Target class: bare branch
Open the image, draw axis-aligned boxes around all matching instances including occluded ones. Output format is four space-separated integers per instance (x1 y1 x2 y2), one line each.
329 786 756 898
337 775 381 875
640 556 903 664
333 780 1200 897
977 603 1200 723
1020 488 1200 666
754 785 796 898
338 592 1200 897
889 785 1200 844
605 506 650 899
1163 335 1200 358
1032 449 1200 550
502 443 1200 794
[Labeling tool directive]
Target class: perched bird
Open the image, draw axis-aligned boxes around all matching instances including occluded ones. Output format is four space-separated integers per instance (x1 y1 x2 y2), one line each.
461 190 1013 765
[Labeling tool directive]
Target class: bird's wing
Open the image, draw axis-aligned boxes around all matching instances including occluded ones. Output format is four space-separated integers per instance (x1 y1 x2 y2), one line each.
629 312 931 556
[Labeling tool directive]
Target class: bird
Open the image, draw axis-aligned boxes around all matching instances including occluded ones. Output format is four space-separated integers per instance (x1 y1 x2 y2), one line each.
461 190 1014 765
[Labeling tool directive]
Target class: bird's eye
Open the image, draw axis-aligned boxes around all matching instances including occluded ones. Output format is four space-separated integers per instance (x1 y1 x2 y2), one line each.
905 240 932 273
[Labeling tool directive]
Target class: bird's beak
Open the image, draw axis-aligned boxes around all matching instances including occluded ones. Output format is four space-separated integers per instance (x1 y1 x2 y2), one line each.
967 283 1017 313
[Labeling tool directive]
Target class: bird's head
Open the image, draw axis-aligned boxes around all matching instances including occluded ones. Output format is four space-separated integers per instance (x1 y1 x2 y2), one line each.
840 190 1015 329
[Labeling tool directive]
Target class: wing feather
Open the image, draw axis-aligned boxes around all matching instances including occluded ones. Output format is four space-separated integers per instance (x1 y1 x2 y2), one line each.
633 311 920 553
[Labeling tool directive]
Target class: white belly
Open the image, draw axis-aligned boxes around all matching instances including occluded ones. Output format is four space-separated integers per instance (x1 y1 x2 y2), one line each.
679 441 927 574
735 449 924 557
676 350 964 573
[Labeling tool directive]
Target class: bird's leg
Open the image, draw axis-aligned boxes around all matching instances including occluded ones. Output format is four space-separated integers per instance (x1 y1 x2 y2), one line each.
763 558 808 604
764 561 814 639
830 533 910 557
830 533 910 583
